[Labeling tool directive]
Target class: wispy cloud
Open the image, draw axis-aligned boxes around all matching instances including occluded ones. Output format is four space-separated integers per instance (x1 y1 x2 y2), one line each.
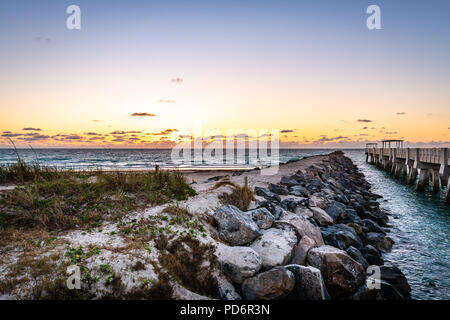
171 78 183 83
22 127 42 131
130 112 156 117
157 99 176 104
357 119 372 123
280 130 294 133
396 112 406 115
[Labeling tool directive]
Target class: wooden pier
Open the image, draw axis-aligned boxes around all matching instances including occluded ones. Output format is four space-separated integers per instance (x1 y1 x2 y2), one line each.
365 140 450 204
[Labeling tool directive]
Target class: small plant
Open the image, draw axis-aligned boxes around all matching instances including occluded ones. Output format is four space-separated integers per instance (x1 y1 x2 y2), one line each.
100 264 113 274
65 246 85 264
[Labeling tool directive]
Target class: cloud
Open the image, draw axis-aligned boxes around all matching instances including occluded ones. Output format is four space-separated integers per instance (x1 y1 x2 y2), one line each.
18 135 50 141
1 132 22 137
92 120 100 123
280 130 294 133
171 78 183 83
110 131 142 135
362 127 368 130
85 132 102 136
151 129 179 136
23 127 42 131
357 119 372 123
33 37 52 45
130 113 156 117
157 99 176 104
396 112 406 115
314 135 349 143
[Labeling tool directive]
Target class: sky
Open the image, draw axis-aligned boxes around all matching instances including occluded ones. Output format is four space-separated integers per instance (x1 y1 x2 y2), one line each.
0 0 449 148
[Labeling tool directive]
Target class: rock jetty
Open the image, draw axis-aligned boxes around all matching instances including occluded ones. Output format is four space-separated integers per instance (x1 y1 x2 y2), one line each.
214 151 411 300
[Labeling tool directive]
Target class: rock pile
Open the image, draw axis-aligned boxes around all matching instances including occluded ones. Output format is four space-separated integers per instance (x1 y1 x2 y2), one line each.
213 151 411 300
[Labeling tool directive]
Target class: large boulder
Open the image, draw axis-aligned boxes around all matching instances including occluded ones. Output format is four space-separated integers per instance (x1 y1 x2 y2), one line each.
310 207 334 226
320 224 363 250
307 245 366 298
290 235 316 265
275 212 324 246
214 205 262 245
241 267 295 300
285 264 330 300
325 201 347 222
360 245 383 266
309 195 327 209
361 219 386 235
250 228 297 270
215 244 262 284
365 232 394 252
346 246 369 269
256 201 286 220
268 183 289 195
280 176 299 187
247 207 274 230
380 265 411 299
254 187 281 203
289 185 310 197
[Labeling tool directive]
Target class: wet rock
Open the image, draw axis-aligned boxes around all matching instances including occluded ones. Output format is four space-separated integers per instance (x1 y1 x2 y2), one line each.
320 224 363 250
256 200 286 220
250 228 297 270
276 212 324 246
290 235 316 265
346 246 369 269
307 245 365 298
215 244 262 284
365 232 394 252
380 265 411 299
325 201 347 222
247 207 274 230
241 267 295 300
285 264 330 300
268 183 289 195
310 207 334 226
254 187 281 203
214 205 262 245
360 245 383 266
361 219 386 235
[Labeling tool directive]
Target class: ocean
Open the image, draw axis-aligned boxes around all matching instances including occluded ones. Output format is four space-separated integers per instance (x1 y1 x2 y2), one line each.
0 148 448 299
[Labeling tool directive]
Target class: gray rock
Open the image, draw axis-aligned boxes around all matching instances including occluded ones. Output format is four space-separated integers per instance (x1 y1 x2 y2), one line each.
276 212 324 246
380 265 411 299
289 185 310 197
280 176 299 187
241 267 295 300
254 187 281 202
290 235 316 265
360 245 383 266
215 273 242 300
215 244 262 284
214 205 262 245
247 207 274 230
325 201 347 222
346 246 369 269
320 224 363 250
310 207 334 226
268 183 289 195
361 219 386 235
365 232 394 252
285 264 330 300
250 228 297 270
307 245 365 298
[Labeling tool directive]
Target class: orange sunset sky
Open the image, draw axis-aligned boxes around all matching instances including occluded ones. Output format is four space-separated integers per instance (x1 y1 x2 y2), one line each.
1 0 449 148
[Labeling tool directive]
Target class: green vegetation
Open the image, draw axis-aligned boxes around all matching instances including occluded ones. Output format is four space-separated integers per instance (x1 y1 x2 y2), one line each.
0 161 196 232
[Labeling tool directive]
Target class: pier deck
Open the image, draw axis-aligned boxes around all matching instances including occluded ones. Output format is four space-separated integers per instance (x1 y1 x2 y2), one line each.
365 143 450 204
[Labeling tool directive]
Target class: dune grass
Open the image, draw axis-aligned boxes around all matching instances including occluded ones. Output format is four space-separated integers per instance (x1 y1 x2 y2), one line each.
0 162 196 232
216 176 255 211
